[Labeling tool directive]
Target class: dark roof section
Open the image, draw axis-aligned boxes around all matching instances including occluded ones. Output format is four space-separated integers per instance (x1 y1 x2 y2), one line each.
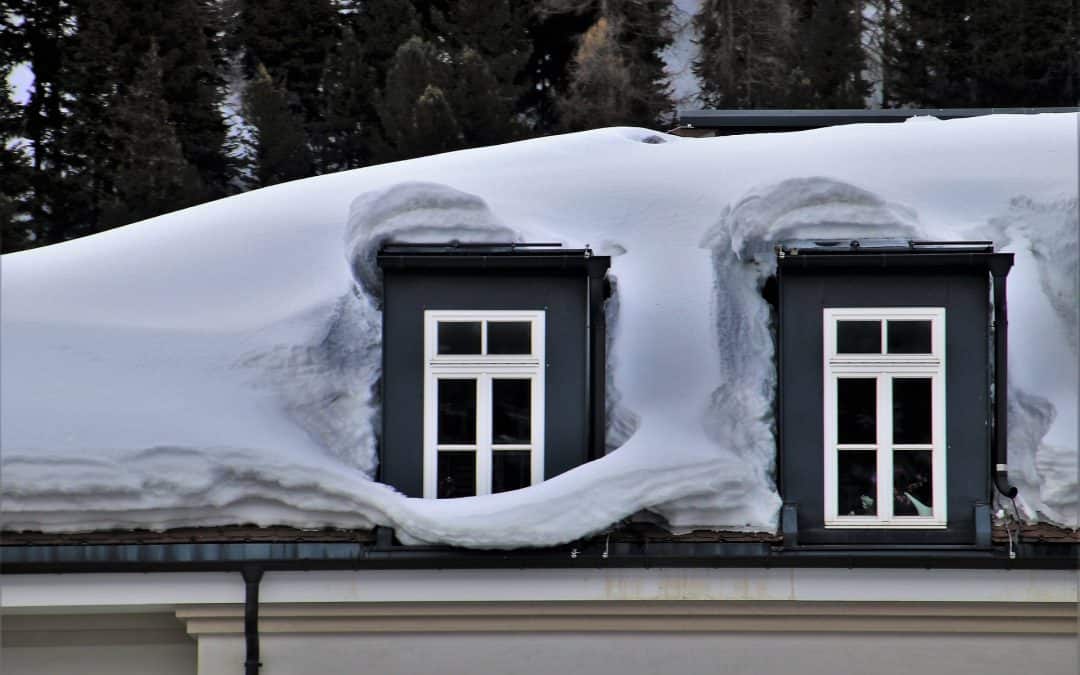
3 523 1075 573
677 107 1080 132
777 238 1012 272
378 242 610 275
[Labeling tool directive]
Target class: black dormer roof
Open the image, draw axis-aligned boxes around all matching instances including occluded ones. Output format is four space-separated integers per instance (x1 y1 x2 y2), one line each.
777 239 1012 273
377 242 609 275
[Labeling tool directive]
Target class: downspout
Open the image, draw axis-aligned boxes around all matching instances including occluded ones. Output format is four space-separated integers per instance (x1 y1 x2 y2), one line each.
990 256 1018 499
242 565 264 675
584 250 592 459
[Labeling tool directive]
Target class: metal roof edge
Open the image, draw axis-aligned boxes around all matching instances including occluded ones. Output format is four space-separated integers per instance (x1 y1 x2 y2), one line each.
677 107 1080 128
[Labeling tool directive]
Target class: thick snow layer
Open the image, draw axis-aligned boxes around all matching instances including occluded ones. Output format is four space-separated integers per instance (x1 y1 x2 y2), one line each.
2 114 1077 544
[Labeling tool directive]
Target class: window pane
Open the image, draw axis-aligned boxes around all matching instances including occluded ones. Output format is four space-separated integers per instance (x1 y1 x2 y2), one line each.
493 450 531 493
437 379 476 444
437 451 476 498
893 378 931 444
838 378 876 444
838 450 877 516
437 321 481 355
888 320 932 354
837 320 881 353
488 321 532 355
894 450 933 516
492 379 531 444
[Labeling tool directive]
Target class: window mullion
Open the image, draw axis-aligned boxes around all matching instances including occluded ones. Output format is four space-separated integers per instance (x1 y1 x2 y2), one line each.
879 374 893 521
477 374 493 496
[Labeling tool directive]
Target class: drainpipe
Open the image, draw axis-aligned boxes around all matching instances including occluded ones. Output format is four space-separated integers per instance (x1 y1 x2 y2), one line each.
990 256 1017 499
242 565 264 675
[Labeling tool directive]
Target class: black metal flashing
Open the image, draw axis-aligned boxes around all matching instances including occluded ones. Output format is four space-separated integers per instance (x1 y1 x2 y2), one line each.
678 107 1079 129
377 245 608 274
778 247 1013 272
2 536 1075 573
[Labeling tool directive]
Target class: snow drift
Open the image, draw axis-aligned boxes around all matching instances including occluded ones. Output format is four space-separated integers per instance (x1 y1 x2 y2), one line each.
2 114 1077 544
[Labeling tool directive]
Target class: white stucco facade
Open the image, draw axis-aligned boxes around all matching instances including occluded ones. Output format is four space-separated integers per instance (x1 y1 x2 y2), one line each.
3 567 1077 675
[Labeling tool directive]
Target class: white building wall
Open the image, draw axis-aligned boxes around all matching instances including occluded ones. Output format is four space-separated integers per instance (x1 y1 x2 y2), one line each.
1 613 196 675
3 568 1077 675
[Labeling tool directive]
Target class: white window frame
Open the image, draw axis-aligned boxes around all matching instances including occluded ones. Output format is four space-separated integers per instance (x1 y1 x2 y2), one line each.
823 307 947 528
423 310 545 498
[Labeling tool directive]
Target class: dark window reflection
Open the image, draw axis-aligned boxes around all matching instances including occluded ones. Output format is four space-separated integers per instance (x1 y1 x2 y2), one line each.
838 378 876 444
838 450 877 516
894 450 933 515
492 379 531 443
492 450 531 493
837 320 881 353
488 321 532 354
893 378 931 444
438 321 481 355
437 451 476 498
887 320 932 354
437 379 476 444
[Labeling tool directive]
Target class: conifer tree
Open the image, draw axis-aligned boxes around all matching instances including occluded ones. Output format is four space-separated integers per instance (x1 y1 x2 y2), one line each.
318 25 378 172
148 0 232 198
450 47 517 147
541 0 674 129
351 0 423 84
0 49 33 252
884 0 1078 107
243 64 314 186
233 0 338 128
883 0 976 107
436 0 531 135
693 0 800 108
100 43 204 228
557 18 634 131
376 37 462 160
792 0 867 107
523 5 598 132
7 0 79 246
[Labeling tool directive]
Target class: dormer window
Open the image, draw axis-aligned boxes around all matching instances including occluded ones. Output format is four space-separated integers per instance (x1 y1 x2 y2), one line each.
377 243 610 499
424 310 545 498
776 239 1013 546
823 308 946 528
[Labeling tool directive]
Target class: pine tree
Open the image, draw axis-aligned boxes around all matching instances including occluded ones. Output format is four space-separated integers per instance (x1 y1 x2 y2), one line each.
243 64 314 186
149 0 233 198
693 0 801 108
542 0 674 129
318 24 378 172
610 0 675 126
351 0 423 84
376 37 462 160
434 0 531 143
0 38 33 252
792 0 867 107
100 43 204 228
232 0 339 128
523 5 598 132
883 0 977 107
969 0 1079 106
450 47 517 147
885 0 1078 107
7 0 80 246
557 17 634 131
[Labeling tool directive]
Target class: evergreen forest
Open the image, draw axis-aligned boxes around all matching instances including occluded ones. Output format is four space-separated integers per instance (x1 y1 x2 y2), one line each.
3 0 1077 252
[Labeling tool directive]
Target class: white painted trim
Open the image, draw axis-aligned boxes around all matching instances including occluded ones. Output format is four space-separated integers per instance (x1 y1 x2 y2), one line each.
823 308 947 528
4 569 1076 611
176 600 1078 635
423 310 545 498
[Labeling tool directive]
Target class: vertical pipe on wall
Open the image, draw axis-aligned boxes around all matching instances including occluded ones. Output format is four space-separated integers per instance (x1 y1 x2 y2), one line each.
242 565 264 675
990 258 1018 499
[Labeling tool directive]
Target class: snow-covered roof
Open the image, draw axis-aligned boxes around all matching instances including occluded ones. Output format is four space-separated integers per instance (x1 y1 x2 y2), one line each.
2 115 1077 547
